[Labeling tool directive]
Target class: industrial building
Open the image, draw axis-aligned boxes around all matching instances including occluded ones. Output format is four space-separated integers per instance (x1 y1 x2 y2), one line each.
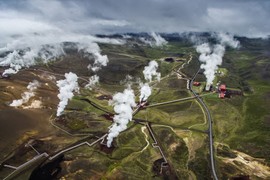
193 82 201 86
219 84 226 99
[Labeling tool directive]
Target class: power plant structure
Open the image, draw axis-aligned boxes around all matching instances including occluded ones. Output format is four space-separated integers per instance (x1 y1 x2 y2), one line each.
205 83 212 91
193 82 201 86
218 84 226 99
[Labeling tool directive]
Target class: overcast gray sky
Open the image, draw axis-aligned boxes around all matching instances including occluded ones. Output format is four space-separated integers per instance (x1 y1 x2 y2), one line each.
0 0 269 38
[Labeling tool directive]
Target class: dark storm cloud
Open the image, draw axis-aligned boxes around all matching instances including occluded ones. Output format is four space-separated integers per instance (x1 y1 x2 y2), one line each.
0 0 269 37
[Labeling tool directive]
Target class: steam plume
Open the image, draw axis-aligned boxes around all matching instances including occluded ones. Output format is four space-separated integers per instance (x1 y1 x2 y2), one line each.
56 72 79 116
139 83 152 101
150 32 168 46
142 60 161 82
77 42 109 72
196 33 239 90
214 32 240 48
140 32 167 47
23 100 43 109
106 86 136 147
85 75 99 89
140 60 161 101
10 80 40 107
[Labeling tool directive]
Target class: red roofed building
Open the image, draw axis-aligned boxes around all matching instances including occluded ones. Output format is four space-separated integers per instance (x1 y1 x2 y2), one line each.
193 82 201 86
219 84 226 99
219 84 226 91
219 92 225 98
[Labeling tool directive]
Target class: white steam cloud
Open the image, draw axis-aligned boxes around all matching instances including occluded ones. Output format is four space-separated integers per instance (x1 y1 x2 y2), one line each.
140 32 167 47
10 80 40 107
23 100 43 109
150 32 168 46
140 60 161 101
196 33 239 90
142 60 161 82
139 83 152 102
196 43 224 90
106 86 136 147
0 33 124 75
56 72 79 116
85 75 99 89
214 32 240 48
77 42 110 72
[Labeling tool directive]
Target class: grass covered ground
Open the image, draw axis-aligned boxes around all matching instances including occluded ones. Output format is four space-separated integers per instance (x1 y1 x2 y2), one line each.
55 40 270 178
201 41 270 178
1 37 270 179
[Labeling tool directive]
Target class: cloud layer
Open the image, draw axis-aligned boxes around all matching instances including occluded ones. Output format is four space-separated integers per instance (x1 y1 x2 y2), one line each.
0 0 269 38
